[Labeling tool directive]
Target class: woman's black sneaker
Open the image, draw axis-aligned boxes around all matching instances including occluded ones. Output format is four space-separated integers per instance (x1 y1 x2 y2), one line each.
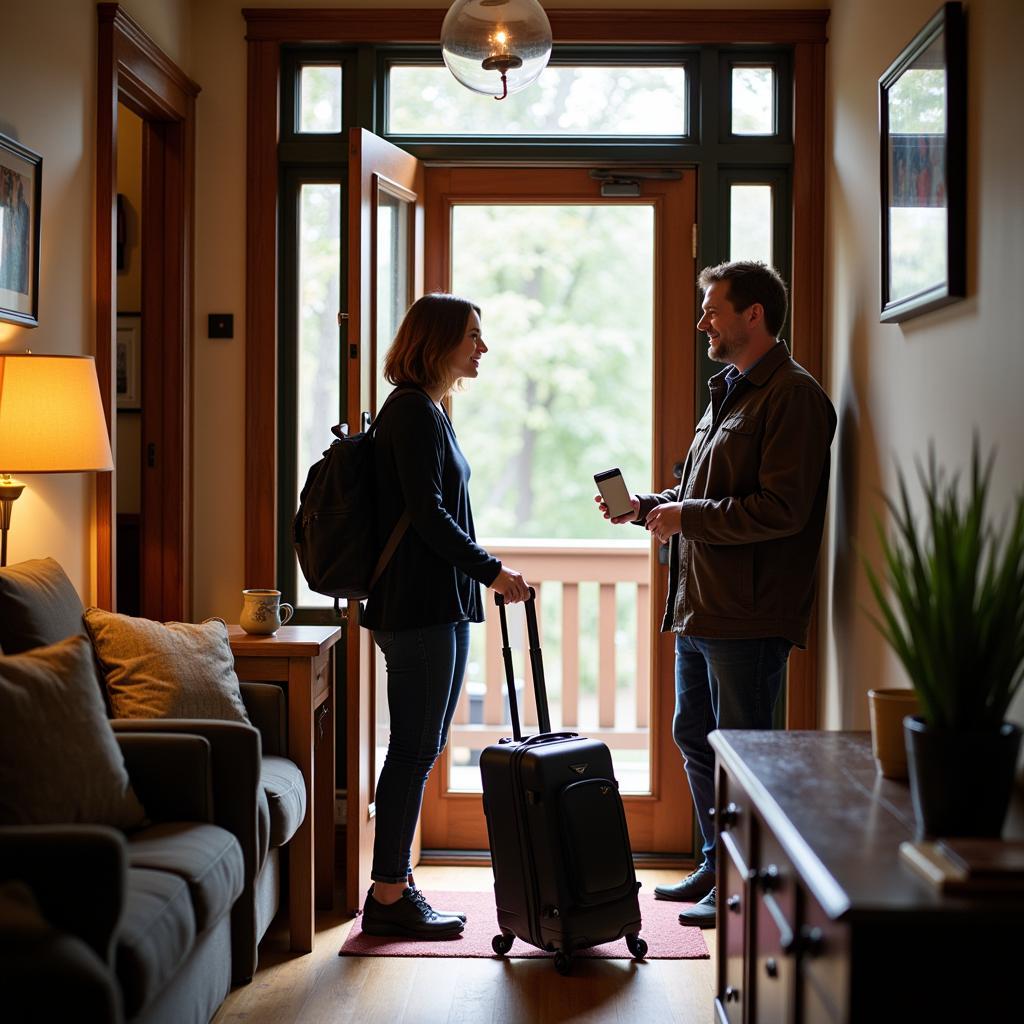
360 886 465 939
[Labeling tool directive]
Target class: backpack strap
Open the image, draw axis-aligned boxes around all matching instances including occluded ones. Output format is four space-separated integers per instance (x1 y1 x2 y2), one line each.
368 511 411 592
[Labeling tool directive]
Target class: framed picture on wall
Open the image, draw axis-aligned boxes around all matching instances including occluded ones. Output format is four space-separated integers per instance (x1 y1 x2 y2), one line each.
116 313 141 410
0 133 42 328
879 2 966 323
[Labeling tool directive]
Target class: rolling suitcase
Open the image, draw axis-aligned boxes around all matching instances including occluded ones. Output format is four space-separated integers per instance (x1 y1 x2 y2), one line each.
480 589 646 974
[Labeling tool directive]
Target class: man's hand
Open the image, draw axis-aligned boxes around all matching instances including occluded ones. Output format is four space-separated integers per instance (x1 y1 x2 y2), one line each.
594 493 641 525
645 502 683 544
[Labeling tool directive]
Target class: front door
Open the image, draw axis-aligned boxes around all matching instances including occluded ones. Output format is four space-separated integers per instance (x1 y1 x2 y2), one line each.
417 166 698 857
344 128 424 912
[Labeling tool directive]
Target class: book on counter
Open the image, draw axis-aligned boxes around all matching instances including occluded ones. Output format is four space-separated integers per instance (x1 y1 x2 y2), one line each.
899 838 1024 894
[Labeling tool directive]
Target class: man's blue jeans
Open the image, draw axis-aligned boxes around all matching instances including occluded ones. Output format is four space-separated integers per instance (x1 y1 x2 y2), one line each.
673 634 792 873
370 621 469 884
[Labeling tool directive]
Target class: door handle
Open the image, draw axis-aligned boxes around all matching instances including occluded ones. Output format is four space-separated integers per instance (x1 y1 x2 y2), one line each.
361 410 372 433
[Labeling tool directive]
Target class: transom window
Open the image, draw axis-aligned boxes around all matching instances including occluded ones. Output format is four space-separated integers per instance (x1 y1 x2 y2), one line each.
387 63 690 136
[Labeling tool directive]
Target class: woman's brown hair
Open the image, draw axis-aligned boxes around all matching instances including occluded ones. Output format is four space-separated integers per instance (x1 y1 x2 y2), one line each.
382 293 481 391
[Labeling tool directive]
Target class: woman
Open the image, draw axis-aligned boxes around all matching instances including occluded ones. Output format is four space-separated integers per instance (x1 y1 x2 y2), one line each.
360 293 530 939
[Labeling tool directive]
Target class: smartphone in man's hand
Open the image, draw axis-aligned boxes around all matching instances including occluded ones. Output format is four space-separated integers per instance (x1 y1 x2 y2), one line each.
594 468 635 520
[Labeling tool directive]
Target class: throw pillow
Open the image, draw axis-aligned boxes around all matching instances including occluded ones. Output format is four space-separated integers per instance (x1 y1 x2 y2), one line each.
0 558 86 656
83 610 251 725
0 636 147 829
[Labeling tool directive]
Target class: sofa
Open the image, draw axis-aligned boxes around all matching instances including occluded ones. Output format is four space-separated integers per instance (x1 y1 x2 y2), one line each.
0 558 307 997
0 723 244 1023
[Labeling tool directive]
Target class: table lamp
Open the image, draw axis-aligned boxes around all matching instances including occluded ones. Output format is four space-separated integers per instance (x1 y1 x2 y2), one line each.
0 353 114 567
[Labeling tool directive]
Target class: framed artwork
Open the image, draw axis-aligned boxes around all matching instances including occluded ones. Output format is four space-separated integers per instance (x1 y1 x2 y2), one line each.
879 2 966 323
0 133 42 328
116 313 141 410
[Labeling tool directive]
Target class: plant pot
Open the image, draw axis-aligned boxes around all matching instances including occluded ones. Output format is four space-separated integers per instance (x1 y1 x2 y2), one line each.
867 688 920 779
904 716 1022 839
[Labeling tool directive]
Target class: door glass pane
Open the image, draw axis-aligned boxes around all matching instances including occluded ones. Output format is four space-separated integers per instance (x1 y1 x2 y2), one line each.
295 183 341 609
371 187 413 799
299 65 342 133
730 184 773 265
375 188 412 408
389 65 688 136
448 203 655 795
731 66 775 135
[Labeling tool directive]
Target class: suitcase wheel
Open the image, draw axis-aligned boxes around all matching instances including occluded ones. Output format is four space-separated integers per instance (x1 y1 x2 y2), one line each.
626 933 648 960
554 951 572 976
491 932 514 956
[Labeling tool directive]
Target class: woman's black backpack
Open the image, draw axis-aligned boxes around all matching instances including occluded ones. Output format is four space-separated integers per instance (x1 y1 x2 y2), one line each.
292 390 419 600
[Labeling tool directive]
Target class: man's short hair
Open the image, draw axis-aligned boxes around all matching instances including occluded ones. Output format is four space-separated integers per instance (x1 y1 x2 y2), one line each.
697 261 789 336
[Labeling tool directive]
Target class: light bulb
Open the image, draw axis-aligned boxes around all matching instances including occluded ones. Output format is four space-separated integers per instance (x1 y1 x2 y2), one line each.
441 0 553 101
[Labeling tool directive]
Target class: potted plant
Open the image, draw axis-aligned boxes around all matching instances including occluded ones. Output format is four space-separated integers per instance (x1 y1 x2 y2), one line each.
864 439 1024 838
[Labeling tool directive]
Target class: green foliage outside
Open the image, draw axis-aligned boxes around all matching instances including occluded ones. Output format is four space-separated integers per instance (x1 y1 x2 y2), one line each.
450 203 656 539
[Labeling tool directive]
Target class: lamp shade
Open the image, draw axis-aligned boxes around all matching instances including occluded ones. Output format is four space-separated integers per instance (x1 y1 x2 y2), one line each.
441 0 552 100
0 354 114 473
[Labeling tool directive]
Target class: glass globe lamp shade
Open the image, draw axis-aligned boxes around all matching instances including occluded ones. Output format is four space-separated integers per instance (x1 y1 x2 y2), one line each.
441 0 553 100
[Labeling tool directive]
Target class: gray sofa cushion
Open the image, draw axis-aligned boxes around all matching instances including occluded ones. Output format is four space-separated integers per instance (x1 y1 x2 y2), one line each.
0 637 147 830
261 755 306 849
0 558 86 656
116 868 195 1018
127 823 244 932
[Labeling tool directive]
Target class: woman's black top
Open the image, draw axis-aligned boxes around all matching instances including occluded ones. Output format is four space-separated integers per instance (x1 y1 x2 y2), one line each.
361 386 501 631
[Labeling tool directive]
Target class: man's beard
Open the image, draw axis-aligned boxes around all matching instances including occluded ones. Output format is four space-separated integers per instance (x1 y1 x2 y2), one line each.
707 335 740 364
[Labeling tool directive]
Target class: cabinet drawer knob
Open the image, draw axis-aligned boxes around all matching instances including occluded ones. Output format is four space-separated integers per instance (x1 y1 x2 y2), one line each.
765 957 779 978
724 986 740 1003
758 864 780 891
727 894 741 913
715 801 741 829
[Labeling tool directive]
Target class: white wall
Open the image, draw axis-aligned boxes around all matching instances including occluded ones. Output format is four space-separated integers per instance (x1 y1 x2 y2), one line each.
823 0 1024 729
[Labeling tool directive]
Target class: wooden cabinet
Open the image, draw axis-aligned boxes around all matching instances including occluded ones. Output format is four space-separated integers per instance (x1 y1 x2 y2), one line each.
709 731 1023 1023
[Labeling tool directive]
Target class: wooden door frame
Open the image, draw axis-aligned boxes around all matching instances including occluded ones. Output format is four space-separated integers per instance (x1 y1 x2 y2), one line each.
418 165 696 856
244 8 828 718
96 4 198 616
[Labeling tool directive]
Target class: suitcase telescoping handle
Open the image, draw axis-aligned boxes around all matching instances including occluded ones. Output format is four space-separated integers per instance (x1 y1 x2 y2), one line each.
494 588 552 739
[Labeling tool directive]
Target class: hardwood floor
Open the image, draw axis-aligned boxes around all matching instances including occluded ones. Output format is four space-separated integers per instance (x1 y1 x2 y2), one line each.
214 867 716 1024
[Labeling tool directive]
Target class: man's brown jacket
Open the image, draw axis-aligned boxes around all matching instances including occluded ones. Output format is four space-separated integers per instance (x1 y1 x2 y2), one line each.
637 342 836 648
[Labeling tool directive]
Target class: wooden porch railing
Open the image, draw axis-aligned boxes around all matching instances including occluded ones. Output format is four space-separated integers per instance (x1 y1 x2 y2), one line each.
450 539 652 753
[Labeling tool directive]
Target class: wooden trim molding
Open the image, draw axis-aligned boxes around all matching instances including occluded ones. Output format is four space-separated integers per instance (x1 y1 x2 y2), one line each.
244 40 281 589
787 40 827 730
242 8 829 44
95 4 199 615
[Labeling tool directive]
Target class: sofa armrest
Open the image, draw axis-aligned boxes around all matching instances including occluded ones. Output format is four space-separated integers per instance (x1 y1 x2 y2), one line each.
115 732 213 823
240 682 286 756
109 718 263 982
0 824 126 965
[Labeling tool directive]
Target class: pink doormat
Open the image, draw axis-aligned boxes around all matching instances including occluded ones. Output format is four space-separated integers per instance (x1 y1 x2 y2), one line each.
339 890 709 960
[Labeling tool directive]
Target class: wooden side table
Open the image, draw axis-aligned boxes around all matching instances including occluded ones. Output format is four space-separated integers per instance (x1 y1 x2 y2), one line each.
228 624 342 953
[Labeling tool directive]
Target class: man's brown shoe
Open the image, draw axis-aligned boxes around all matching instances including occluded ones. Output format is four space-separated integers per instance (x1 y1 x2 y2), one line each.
654 865 715 902
678 887 717 929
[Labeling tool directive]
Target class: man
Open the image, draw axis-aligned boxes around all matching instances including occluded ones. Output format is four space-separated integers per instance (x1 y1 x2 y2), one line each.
597 261 836 927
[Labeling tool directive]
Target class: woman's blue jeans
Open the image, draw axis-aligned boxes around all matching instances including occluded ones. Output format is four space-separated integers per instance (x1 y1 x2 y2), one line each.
673 634 792 873
370 621 469 884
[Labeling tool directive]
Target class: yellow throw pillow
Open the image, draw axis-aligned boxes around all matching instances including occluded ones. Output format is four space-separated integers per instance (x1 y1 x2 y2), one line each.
84 610 251 725
0 636 147 829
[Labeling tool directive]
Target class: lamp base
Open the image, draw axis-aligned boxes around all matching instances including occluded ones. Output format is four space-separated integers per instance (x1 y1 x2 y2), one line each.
0 476 26 568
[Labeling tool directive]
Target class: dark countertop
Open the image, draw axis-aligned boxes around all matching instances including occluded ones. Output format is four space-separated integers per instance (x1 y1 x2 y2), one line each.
709 730 1024 923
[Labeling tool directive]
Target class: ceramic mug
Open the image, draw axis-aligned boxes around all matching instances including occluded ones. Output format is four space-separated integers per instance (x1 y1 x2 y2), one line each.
240 589 294 636
867 687 921 779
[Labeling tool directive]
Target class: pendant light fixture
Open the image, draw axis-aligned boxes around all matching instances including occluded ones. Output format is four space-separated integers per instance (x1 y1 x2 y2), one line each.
441 0 553 101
